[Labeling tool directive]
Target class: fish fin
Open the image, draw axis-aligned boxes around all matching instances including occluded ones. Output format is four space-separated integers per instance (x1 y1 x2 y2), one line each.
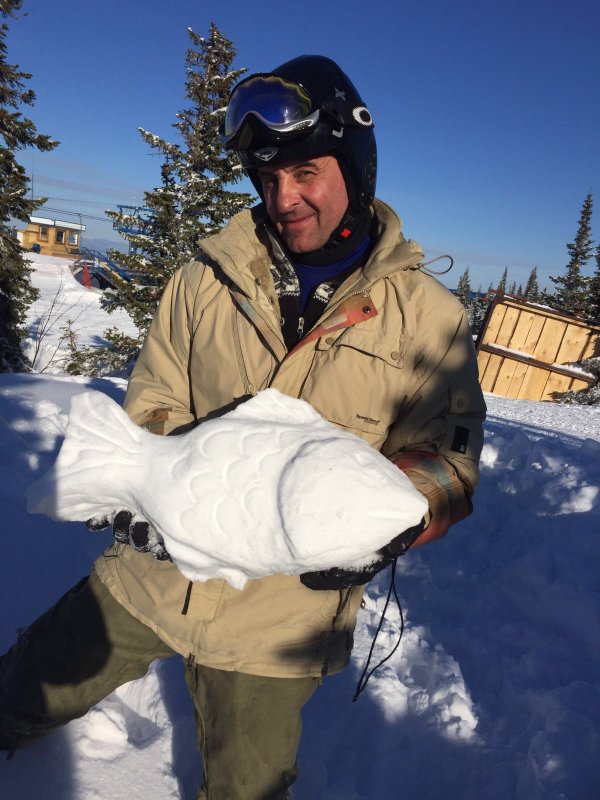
230 388 322 425
26 391 145 521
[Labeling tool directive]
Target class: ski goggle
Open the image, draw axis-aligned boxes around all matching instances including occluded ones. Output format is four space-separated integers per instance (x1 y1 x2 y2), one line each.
222 75 320 145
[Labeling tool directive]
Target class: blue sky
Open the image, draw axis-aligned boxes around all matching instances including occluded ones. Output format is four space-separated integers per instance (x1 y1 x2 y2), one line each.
6 0 600 290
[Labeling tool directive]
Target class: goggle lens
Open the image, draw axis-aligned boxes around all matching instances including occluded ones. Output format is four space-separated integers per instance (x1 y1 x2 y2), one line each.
223 75 316 141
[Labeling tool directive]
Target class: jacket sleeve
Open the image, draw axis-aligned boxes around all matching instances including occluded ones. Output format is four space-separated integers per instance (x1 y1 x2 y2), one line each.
123 266 199 436
383 308 486 546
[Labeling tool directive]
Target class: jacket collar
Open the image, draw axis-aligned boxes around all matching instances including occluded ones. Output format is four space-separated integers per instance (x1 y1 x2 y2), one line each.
361 198 424 283
198 199 425 298
198 205 274 300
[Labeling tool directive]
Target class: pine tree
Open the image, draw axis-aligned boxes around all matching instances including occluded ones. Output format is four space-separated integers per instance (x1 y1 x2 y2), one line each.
469 286 490 339
509 281 517 295
0 0 58 371
454 267 489 337
74 23 254 375
456 267 472 307
588 245 600 324
524 267 540 302
554 237 600 404
497 268 508 293
549 192 594 316
557 356 600 405
455 267 476 332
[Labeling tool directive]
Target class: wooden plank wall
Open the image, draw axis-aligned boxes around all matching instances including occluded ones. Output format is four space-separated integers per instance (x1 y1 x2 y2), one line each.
476 295 600 402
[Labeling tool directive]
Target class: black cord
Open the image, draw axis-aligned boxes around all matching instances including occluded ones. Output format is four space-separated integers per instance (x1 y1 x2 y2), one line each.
353 559 405 701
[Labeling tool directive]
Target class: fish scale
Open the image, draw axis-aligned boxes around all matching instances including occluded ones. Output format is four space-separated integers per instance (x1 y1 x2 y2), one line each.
26 388 428 590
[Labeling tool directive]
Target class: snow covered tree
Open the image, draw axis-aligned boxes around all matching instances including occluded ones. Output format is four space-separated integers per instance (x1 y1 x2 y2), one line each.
0 0 58 371
496 268 508 293
549 192 594 317
468 289 490 339
557 357 600 405
524 267 540 302
455 267 488 337
587 245 600 324
553 234 600 404
456 267 472 307
73 23 254 375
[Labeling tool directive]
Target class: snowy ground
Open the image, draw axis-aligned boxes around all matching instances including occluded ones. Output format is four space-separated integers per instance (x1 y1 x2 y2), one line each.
22 253 137 374
0 255 599 799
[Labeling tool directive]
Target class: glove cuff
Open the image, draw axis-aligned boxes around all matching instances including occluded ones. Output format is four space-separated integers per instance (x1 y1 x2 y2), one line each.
392 451 472 545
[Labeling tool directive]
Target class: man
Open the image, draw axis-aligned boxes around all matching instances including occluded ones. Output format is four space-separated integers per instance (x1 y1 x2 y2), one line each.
0 56 485 798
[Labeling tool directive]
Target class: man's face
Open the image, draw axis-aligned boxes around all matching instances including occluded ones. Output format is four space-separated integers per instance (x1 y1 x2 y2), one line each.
257 155 348 253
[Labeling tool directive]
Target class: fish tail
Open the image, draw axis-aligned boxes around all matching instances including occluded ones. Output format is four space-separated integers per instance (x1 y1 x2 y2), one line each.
26 391 145 521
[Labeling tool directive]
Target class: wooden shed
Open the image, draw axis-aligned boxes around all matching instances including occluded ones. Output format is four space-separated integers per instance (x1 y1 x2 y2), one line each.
476 294 600 402
17 215 85 257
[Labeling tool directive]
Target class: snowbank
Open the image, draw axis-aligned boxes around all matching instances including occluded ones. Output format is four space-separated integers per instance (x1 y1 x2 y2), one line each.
0 257 598 799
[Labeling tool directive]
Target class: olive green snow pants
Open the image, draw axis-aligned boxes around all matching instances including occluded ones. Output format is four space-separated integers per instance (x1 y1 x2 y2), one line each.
0 571 319 799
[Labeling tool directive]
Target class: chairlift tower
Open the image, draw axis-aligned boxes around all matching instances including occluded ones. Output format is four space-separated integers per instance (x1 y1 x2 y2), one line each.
113 205 155 254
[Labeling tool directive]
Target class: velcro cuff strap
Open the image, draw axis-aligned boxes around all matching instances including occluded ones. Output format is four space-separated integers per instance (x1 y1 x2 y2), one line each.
392 451 472 545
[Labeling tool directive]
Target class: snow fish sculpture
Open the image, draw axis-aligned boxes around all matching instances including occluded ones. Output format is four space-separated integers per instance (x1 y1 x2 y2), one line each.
27 389 428 589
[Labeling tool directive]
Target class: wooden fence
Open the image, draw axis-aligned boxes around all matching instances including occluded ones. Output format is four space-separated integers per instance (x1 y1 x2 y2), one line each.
476 294 600 402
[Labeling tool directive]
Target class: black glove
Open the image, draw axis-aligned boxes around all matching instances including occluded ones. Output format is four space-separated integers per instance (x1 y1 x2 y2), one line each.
300 520 425 591
87 511 171 561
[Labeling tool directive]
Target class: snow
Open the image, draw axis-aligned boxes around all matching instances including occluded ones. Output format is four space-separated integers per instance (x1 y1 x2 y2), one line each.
26 388 427 588
0 254 599 799
482 342 596 381
22 253 138 374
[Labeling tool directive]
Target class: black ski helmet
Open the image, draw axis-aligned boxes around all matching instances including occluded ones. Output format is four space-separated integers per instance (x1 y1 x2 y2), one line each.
221 55 377 208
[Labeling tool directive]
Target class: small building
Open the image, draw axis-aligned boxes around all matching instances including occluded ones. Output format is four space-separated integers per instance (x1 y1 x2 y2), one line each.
17 215 86 257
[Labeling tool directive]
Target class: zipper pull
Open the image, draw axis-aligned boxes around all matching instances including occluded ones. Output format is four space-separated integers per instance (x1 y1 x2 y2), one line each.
186 653 196 672
297 316 305 339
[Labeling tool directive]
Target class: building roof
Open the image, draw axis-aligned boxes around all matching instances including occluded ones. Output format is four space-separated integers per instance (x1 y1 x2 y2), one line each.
29 215 86 231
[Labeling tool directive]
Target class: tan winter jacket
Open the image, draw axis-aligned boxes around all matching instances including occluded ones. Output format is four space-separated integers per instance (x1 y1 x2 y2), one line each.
95 199 486 678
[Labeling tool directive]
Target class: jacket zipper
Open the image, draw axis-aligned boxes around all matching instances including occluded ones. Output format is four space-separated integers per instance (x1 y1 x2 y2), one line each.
231 311 254 394
295 256 423 345
231 254 422 359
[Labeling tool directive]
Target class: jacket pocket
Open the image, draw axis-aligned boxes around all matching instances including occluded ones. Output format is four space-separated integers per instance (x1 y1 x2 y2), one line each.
323 325 409 368
302 326 412 438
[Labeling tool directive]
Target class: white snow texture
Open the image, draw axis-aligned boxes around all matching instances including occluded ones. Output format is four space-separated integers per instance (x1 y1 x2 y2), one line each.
26 387 428 588
1 254 599 799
